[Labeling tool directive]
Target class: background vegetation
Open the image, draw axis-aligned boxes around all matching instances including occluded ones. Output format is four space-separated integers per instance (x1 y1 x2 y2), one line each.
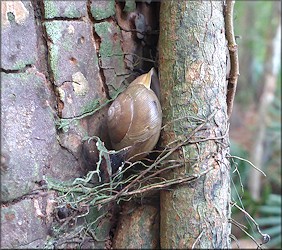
230 1 281 248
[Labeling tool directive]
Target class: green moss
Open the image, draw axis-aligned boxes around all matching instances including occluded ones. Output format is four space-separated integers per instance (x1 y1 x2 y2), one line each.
1 208 17 221
94 22 126 97
5 71 45 88
95 22 123 57
100 39 113 57
62 37 75 52
8 72 29 81
7 12 15 23
44 21 63 44
49 44 59 81
44 21 62 81
124 0 136 12
13 59 35 70
33 162 40 178
44 1 59 19
95 23 113 57
91 0 115 20
82 99 100 114
65 4 81 18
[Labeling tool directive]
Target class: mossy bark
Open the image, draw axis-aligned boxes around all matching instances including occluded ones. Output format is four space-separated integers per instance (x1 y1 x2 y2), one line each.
159 2 231 248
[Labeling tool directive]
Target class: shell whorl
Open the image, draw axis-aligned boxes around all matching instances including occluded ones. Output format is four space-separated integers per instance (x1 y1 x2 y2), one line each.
107 68 162 161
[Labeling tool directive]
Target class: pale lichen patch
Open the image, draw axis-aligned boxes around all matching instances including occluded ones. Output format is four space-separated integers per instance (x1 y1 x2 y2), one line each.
1 1 29 28
67 24 75 34
72 71 89 96
57 87 65 102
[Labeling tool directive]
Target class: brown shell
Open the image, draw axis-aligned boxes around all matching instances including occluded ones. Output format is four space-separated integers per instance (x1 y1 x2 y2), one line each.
107 83 162 161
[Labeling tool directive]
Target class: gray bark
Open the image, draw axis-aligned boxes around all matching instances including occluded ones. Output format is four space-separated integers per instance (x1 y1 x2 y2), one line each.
1 0 157 248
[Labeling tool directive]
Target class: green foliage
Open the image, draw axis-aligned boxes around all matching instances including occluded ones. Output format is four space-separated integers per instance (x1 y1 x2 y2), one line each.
234 1 280 106
230 139 281 248
235 1 274 69
256 194 282 248
231 5 281 247
230 140 250 188
230 140 273 247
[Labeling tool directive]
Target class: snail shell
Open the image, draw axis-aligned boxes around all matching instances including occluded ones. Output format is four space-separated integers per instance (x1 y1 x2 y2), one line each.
107 68 162 161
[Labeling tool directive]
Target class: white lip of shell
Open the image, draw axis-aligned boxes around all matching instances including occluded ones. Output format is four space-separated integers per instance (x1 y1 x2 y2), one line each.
108 101 120 120
108 106 115 119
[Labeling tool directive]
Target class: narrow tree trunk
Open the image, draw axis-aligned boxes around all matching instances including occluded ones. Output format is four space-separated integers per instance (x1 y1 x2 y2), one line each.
159 2 231 248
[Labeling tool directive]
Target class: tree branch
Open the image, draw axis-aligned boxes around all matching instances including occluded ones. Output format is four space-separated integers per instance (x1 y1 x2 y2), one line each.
225 0 239 118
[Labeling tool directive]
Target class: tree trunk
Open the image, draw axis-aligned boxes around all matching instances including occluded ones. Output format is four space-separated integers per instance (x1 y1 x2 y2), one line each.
159 2 231 248
1 0 233 248
1 0 159 248
1 0 112 248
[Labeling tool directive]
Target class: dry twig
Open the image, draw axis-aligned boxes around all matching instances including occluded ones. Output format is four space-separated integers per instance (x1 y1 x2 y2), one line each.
224 0 239 118
231 201 270 245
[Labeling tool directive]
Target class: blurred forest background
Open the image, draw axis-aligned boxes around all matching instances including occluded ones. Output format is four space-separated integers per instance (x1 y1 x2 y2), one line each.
230 1 281 248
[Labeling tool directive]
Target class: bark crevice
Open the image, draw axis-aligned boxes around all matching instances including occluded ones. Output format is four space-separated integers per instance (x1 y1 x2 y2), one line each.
87 0 110 100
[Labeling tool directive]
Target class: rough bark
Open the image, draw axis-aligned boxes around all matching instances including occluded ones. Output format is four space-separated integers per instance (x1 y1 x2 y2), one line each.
112 201 159 249
1 1 110 248
159 2 231 248
1 0 159 248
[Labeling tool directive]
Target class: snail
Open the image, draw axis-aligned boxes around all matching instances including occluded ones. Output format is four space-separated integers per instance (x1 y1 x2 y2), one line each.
107 68 162 162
